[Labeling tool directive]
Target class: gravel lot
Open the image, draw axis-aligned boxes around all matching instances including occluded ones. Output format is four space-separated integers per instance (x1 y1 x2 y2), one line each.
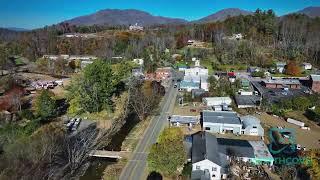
257 112 320 149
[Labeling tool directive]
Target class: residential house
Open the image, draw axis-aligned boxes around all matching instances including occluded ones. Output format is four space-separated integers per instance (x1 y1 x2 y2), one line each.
310 74 320 92
262 79 301 89
301 63 312 70
191 132 228 180
202 111 242 135
240 116 264 136
129 23 143 31
190 132 273 180
275 62 286 73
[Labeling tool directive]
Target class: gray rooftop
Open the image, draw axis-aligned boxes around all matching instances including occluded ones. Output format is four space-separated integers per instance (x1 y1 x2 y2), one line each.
311 74 320 82
249 141 274 160
235 95 260 106
241 115 261 129
170 115 199 124
217 138 255 158
262 79 301 85
202 111 241 125
192 131 222 165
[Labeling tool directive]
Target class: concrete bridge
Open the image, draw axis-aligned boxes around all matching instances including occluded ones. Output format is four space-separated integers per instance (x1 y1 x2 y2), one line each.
89 150 129 159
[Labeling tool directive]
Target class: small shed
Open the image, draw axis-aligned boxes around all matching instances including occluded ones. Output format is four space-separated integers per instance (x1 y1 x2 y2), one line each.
202 97 232 107
241 115 264 136
169 115 199 127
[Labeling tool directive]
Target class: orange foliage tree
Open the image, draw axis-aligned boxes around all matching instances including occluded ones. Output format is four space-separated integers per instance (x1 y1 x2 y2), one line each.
285 61 301 76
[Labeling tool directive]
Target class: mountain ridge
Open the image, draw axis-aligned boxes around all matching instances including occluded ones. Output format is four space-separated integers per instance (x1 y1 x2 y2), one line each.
195 8 253 23
64 9 187 26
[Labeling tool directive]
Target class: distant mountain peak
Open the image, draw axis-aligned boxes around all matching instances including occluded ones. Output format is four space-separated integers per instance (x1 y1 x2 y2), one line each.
196 8 253 23
64 9 187 26
294 6 320 18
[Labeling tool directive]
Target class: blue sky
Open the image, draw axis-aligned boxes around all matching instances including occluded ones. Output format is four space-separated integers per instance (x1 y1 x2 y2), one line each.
1 0 319 29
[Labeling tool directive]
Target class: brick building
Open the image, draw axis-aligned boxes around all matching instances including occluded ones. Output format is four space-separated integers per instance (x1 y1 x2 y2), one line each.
262 79 301 89
155 67 172 81
310 74 320 92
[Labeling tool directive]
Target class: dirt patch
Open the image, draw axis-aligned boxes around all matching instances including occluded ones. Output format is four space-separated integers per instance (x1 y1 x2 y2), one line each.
258 112 320 149
103 158 128 180
173 103 206 116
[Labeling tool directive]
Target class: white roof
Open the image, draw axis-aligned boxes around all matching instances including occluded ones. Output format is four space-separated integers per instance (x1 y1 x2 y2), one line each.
249 141 274 160
204 97 231 101
241 115 261 128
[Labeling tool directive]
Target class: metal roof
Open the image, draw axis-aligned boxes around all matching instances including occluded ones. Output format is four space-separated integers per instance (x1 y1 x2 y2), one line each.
192 131 222 165
249 141 274 159
311 74 320 81
202 111 241 124
170 115 199 124
262 79 300 85
217 138 255 158
180 81 200 88
235 95 260 106
240 115 261 128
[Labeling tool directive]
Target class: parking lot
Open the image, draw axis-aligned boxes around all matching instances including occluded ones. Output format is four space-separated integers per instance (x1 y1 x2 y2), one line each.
251 81 308 103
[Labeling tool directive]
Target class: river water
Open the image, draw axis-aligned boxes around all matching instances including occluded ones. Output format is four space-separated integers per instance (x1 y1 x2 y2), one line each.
80 114 139 180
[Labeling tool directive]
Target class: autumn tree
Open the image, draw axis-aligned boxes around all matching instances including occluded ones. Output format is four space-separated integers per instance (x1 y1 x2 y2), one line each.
285 61 301 76
129 79 163 121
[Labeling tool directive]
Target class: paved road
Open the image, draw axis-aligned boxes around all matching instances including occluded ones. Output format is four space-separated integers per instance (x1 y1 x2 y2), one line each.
119 82 178 180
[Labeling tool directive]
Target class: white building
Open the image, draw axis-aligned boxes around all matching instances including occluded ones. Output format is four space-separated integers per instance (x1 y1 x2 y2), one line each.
183 67 209 91
133 58 144 66
276 62 286 73
202 97 232 107
80 60 94 69
302 62 312 70
69 55 97 61
240 115 264 136
129 23 143 31
202 111 242 135
191 132 226 180
43 55 97 61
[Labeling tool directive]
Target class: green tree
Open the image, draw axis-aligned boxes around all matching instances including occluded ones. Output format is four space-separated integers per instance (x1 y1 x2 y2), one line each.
67 60 134 115
292 96 311 111
34 90 57 119
148 128 186 177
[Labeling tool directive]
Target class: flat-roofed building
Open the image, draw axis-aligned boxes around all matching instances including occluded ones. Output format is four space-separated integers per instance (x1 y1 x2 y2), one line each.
262 79 301 89
202 111 242 135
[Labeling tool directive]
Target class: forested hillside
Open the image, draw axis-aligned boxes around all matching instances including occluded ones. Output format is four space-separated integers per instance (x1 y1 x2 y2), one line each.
1 9 320 70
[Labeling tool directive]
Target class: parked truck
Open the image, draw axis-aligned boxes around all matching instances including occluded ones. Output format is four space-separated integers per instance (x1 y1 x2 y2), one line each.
287 118 305 127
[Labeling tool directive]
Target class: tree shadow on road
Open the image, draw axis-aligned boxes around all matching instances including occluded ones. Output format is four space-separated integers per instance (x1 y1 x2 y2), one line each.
147 171 163 180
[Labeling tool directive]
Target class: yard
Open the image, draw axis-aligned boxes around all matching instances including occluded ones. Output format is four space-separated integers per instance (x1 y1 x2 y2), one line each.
257 112 320 149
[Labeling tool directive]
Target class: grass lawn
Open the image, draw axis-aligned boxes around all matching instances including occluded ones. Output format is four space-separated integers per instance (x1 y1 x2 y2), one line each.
216 64 247 71
201 60 213 74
